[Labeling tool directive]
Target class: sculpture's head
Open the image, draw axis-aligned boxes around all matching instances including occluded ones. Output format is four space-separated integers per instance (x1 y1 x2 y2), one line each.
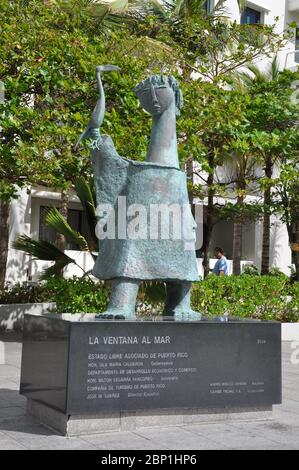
134 75 183 117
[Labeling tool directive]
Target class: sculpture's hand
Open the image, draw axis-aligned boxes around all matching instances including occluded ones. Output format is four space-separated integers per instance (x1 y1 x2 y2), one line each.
74 65 120 151
93 65 120 128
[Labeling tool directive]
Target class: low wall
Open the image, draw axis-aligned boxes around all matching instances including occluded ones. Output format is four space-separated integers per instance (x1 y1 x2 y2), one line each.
0 303 56 331
281 323 299 341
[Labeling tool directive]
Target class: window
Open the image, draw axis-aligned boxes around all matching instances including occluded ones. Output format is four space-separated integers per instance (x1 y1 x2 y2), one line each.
39 206 90 250
241 7 261 25
296 28 299 64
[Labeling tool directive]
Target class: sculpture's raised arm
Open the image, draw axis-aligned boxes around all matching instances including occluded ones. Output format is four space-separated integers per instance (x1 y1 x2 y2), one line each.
74 65 120 150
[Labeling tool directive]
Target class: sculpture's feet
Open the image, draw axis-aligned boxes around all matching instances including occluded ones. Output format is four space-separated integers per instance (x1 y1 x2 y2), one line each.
174 309 202 322
95 308 136 321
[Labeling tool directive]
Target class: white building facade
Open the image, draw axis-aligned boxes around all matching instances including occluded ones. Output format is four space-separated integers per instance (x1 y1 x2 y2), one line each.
195 0 299 276
3 0 299 283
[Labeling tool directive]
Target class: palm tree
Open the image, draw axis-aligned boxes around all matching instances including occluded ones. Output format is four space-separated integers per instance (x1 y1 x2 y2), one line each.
13 178 97 278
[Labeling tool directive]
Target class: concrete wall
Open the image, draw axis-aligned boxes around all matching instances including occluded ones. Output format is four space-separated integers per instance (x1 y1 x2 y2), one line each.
217 0 298 71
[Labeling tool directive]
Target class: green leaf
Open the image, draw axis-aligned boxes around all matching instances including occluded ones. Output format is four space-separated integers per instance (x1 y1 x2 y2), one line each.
74 177 98 251
45 207 89 251
13 235 74 263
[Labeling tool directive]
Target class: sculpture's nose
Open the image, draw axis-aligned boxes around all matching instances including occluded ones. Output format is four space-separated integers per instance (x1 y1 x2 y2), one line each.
150 84 161 112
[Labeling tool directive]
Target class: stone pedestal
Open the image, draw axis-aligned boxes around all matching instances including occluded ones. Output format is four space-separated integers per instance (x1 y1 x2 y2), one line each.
20 314 281 436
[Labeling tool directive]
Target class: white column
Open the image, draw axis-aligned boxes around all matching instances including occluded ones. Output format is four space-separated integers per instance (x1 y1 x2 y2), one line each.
5 187 32 284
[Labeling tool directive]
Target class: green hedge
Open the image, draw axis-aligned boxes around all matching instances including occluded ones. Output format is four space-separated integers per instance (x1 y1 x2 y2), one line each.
1 275 298 321
191 274 299 322
0 278 109 314
44 277 110 314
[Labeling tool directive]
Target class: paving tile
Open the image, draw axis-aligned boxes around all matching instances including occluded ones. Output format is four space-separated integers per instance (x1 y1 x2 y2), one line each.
0 416 44 435
229 420 299 448
282 391 299 404
0 430 28 450
182 423 280 450
6 433 98 450
81 431 160 450
131 426 230 450
228 441 297 450
273 410 299 426
276 399 299 414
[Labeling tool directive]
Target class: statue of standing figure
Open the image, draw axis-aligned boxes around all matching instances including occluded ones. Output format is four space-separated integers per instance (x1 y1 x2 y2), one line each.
76 66 201 321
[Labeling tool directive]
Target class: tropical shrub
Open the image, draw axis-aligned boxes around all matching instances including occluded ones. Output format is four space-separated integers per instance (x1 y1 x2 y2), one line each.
1 275 298 321
0 283 51 305
44 277 110 314
0 277 109 314
191 274 299 322
241 264 259 275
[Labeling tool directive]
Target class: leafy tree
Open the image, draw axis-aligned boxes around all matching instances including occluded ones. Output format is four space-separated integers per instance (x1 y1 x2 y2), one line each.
179 79 263 276
272 153 299 280
0 0 176 286
119 0 286 275
120 0 284 82
219 133 261 275
237 61 299 274
1 0 295 287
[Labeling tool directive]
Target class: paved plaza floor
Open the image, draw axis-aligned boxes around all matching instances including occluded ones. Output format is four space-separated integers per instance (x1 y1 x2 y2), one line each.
0 332 298 450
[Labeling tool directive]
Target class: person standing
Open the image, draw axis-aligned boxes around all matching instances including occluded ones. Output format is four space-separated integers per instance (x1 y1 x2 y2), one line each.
212 247 228 276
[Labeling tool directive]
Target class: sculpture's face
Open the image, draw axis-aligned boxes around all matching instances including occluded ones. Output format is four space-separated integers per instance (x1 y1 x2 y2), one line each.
137 85 175 116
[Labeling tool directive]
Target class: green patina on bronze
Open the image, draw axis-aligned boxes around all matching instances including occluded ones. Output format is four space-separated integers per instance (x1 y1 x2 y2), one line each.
76 67 201 320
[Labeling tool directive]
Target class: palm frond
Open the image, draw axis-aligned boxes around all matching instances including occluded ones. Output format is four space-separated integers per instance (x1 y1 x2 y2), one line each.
270 54 280 81
103 0 129 10
246 63 268 83
126 0 172 22
237 55 281 89
41 259 75 279
13 235 74 263
45 208 89 251
74 178 98 251
174 0 204 18
87 0 132 29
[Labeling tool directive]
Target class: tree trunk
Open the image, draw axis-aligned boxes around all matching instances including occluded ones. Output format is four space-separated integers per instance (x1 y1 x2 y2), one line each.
56 188 69 252
261 187 271 275
261 159 272 275
202 152 215 277
0 200 10 290
203 214 213 279
202 154 215 278
232 196 244 275
186 157 194 209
